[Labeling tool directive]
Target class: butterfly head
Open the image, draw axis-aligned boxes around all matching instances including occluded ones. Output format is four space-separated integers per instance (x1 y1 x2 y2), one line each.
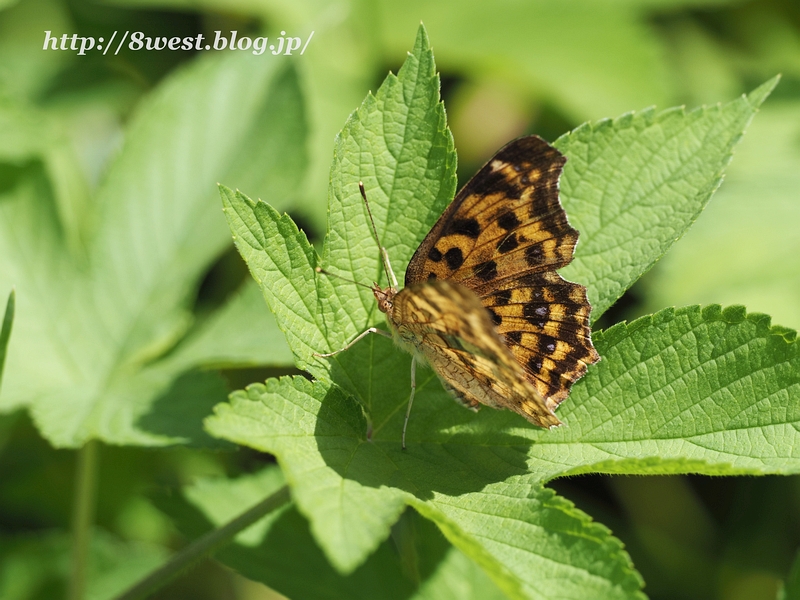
372 284 397 315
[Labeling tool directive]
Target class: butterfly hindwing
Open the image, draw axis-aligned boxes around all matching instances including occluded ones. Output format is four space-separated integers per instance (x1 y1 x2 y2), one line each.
483 271 599 409
391 280 561 427
404 135 599 417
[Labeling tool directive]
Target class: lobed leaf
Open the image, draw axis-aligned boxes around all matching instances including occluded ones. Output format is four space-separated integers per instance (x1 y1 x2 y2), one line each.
556 76 778 320
212 24 789 600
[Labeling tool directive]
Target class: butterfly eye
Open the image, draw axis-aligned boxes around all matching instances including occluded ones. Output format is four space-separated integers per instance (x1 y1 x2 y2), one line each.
374 294 393 314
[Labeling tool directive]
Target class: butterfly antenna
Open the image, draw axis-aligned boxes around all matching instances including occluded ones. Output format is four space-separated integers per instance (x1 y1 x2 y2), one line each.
359 182 399 289
315 267 373 290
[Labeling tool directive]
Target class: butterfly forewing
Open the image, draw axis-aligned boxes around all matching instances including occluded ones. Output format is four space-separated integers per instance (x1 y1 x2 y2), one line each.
406 136 571 289
404 135 599 418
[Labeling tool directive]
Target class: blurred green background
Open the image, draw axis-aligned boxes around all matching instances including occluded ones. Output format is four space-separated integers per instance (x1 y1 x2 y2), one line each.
0 0 798 598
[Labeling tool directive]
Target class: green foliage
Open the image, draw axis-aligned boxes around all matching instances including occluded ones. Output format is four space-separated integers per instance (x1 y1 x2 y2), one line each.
377 1 674 121
0 530 167 600
219 27 455 377
158 466 506 599
210 24 797 599
2 1 799 599
206 305 800 597
0 54 302 448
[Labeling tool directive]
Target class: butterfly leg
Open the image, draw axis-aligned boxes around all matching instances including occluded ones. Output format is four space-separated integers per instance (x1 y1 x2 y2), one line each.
313 327 391 358
401 355 417 450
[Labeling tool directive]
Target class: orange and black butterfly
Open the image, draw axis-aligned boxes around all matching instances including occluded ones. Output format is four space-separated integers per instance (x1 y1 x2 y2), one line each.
318 135 600 447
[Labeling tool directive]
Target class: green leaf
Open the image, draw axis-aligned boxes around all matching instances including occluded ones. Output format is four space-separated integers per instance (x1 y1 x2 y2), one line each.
0 290 13 389
221 24 456 377
0 100 90 256
162 466 507 600
321 24 456 298
207 304 799 596
207 378 406 573
642 99 800 331
207 376 646 598
0 55 305 448
212 25 791 600
556 75 778 321
533 305 800 478
219 186 321 370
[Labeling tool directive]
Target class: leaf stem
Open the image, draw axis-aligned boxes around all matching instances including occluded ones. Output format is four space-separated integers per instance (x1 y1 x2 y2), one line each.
69 439 99 600
113 485 291 600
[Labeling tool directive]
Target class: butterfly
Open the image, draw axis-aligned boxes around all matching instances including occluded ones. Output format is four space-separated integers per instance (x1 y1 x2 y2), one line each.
317 135 600 448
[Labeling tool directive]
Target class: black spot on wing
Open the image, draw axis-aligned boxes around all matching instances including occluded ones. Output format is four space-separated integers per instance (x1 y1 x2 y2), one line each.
492 289 511 305
447 218 481 239
531 180 558 213
497 234 519 253
524 245 544 266
556 356 582 382
556 329 583 354
474 260 498 281
444 248 464 270
527 356 543 373
428 247 442 262
523 303 549 327
538 334 557 356
467 167 523 200
497 211 521 231
503 183 521 200
487 308 502 326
